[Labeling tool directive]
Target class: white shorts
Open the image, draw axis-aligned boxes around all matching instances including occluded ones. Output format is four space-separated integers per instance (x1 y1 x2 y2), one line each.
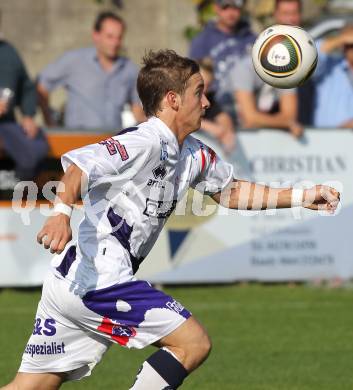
19 272 191 381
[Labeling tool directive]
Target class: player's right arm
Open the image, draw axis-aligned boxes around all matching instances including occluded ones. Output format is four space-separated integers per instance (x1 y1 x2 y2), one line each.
212 180 340 213
191 139 340 213
37 163 86 254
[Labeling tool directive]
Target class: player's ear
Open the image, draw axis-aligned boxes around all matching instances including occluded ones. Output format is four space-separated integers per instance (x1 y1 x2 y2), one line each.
166 91 180 111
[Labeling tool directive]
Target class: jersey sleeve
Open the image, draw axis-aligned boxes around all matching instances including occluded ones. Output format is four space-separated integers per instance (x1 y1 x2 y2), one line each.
190 140 234 196
61 130 153 186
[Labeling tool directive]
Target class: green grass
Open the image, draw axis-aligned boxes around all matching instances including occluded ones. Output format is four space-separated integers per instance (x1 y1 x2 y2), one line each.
1 284 353 389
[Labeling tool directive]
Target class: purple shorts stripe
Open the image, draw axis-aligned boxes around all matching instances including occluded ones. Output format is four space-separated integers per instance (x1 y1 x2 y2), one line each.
56 245 76 278
82 280 190 328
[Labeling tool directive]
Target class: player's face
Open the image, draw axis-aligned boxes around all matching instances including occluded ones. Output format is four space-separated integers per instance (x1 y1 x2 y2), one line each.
93 18 124 60
274 2 302 26
178 72 210 133
215 5 242 31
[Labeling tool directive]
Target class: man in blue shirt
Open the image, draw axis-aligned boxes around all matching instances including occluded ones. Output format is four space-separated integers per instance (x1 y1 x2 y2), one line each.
37 12 145 131
189 0 255 114
313 25 353 128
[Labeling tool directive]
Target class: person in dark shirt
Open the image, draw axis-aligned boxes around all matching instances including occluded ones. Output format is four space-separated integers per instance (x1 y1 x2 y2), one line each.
0 40 48 180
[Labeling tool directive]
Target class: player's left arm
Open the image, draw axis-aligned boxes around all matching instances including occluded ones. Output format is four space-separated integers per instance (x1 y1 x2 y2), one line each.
37 163 86 254
211 180 340 213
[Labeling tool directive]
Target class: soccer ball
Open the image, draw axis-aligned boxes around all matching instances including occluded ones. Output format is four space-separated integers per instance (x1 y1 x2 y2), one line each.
251 24 318 89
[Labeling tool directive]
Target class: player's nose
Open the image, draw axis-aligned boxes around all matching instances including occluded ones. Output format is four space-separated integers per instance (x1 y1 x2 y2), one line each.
202 94 210 110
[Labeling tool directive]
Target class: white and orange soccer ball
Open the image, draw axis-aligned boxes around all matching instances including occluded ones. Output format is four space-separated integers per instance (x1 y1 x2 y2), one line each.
251 24 318 89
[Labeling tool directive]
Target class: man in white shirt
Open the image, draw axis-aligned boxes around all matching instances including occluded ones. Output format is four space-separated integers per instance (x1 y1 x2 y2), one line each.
2 50 339 390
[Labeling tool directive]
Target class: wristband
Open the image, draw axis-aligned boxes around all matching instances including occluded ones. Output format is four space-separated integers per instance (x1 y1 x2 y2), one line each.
291 188 304 207
53 203 73 217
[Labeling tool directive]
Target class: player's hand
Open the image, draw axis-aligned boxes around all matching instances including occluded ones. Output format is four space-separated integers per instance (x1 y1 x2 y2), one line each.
303 185 340 214
37 214 72 254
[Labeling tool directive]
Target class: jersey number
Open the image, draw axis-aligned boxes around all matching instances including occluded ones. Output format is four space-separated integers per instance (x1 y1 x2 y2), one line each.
99 138 129 161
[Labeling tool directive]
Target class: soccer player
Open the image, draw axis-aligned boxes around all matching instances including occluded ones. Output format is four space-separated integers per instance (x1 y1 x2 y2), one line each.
1 50 340 390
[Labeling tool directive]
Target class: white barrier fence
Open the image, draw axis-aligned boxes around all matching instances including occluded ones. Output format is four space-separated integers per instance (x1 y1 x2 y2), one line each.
0 129 352 286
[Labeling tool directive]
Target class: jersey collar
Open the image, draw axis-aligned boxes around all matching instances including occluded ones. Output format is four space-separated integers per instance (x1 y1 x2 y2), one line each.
148 116 180 149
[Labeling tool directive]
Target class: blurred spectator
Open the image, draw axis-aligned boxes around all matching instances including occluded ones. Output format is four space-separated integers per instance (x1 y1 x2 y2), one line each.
228 0 303 136
198 58 236 153
0 37 48 181
273 0 301 26
229 56 302 137
37 11 145 131
312 25 353 128
273 0 313 125
189 0 255 116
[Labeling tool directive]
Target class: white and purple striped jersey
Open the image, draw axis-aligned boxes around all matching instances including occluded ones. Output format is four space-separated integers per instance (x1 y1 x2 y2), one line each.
51 117 234 291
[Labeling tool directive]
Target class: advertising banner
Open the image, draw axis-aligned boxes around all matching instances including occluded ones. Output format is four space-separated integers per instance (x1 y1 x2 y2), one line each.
137 130 353 283
0 130 351 286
